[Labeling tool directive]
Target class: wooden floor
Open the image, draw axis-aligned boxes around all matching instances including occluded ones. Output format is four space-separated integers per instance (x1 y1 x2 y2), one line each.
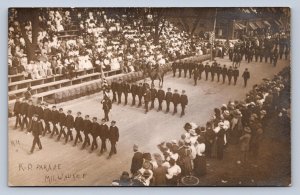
8 56 290 186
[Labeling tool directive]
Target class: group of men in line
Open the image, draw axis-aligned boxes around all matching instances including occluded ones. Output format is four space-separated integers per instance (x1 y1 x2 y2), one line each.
110 79 189 117
13 98 119 159
172 60 251 87
228 40 289 67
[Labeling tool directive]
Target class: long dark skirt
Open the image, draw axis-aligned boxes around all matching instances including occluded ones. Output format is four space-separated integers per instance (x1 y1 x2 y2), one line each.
193 155 206 177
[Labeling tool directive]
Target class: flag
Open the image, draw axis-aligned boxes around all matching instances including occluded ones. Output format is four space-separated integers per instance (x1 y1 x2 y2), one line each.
209 31 215 45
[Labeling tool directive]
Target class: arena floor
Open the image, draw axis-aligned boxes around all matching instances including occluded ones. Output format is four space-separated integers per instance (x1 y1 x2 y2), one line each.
8 56 290 186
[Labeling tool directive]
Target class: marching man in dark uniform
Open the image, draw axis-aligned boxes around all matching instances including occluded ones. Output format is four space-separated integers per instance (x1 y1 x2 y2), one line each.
272 49 279 67
81 115 92 149
222 65 228 84
165 88 172 113
90 117 99 152
65 110 74 144
204 62 210 81
233 67 239 85
20 99 29 131
150 85 157 110
242 68 250 87
131 82 138 106
107 120 119 159
42 104 51 136
26 100 35 131
111 79 117 103
99 118 109 155
198 62 204 80
216 64 222 82
227 66 234 85
171 61 177 77
210 63 216 81
144 88 151 114
57 108 67 141
157 86 165 112
116 79 123 104
188 62 195 78
101 96 112 122
122 81 131 105
29 114 43 154
137 83 144 107
73 112 83 146
178 61 183 78
180 90 188 117
183 62 188 78
13 98 21 129
172 89 180 115
193 67 199 86
50 106 60 138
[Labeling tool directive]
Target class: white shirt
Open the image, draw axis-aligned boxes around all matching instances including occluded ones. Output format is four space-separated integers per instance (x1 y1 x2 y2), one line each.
166 164 181 179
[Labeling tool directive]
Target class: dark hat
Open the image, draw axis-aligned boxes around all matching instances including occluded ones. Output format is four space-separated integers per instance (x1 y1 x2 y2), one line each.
93 117 97 120
101 118 106 122
85 115 90 118
67 110 72 113
111 120 116 123
77 112 82 115
59 108 63 111
52 106 56 108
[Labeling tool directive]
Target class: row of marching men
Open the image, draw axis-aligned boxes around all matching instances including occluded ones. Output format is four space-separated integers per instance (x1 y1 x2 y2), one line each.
108 79 189 117
12 98 119 159
172 60 251 87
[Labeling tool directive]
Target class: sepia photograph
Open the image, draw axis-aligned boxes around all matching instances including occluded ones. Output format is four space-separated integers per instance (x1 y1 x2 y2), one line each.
7 7 291 186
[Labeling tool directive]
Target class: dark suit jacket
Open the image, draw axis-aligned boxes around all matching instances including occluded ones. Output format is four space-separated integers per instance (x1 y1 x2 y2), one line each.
74 116 84 131
130 151 144 174
157 89 165 101
180 94 188 105
59 112 66 126
109 126 119 142
172 93 180 104
13 101 21 114
65 114 74 128
91 122 100 137
165 92 173 102
43 108 51 121
83 119 92 135
99 124 109 140
50 110 60 124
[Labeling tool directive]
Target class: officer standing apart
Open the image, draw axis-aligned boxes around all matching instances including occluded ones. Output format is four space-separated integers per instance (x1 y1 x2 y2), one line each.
107 120 119 159
242 68 250 87
180 90 188 117
101 96 112 122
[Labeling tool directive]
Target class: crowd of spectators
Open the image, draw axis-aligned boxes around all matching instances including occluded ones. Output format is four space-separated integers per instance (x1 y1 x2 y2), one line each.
113 66 290 186
8 8 209 80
